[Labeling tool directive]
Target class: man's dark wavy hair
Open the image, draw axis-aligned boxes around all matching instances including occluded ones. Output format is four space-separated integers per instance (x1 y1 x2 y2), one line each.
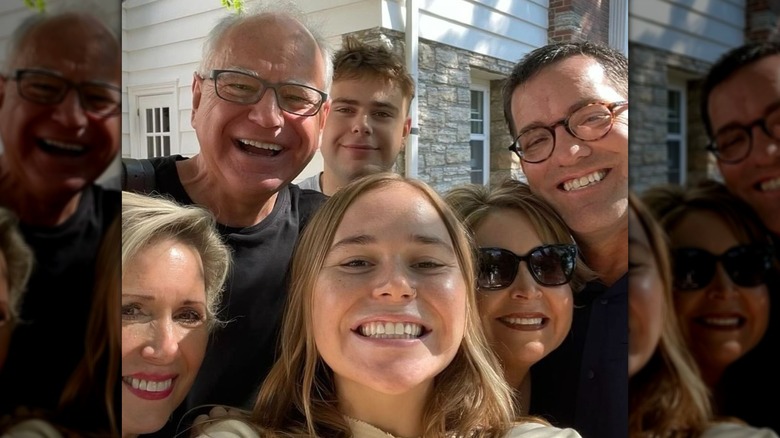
501 41 627 137
701 41 780 137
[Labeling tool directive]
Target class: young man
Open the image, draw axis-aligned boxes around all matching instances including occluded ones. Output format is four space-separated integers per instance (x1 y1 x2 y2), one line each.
298 36 414 195
502 42 629 438
0 7 121 427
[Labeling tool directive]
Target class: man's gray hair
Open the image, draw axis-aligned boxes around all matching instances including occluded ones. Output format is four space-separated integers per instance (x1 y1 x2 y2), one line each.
3 0 119 73
198 0 333 93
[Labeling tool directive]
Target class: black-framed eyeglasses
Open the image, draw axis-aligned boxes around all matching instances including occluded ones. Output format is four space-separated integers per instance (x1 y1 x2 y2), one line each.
7 69 121 118
205 69 328 117
477 244 577 290
672 244 774 291
706 101 780 164
508 101 628 164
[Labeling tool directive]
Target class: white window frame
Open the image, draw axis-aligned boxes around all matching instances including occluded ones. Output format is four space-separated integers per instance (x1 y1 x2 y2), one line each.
667 80 687 185
128 82 180 159
470 80 490 186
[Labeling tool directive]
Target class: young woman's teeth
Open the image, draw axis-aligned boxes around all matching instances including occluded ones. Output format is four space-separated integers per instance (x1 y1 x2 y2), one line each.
563 170 606 192
359 321 423 339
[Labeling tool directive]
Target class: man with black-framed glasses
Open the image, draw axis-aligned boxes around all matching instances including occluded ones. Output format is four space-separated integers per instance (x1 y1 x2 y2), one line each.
700 40 780 432
0 6 121 433
703 42 780 245
134 3 333 436
501 42 628 438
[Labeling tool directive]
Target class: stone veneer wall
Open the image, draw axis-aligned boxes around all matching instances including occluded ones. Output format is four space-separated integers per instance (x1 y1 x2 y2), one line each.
629 42 715 193
342 28 516 194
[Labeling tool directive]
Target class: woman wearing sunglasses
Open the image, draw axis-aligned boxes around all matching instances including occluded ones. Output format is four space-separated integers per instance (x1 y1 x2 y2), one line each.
627 192 777 437
642 180 776 419
444 178 593 416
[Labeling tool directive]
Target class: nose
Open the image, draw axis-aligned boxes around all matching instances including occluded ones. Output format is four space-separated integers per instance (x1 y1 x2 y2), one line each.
706 264 739 299
352 113 372 135
372 263 417 301
509 263 543 300
552 125 591 165
247 87 284 129
140 319 180 363
751 125 780 164
51 89 88 130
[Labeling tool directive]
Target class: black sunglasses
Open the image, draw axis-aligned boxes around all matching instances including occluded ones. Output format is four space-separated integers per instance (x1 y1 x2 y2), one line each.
672 244 774 291
478 244 577 290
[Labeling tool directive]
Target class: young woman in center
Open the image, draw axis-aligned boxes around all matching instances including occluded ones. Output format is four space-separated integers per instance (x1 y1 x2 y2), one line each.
195 172 581 437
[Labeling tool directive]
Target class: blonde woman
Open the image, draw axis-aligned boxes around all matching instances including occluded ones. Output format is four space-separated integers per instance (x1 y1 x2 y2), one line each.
444 179 593 416
121 192 231 438
195 172 580 437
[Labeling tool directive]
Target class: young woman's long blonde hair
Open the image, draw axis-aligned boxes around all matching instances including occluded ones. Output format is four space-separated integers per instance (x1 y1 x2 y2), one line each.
250 173 517 437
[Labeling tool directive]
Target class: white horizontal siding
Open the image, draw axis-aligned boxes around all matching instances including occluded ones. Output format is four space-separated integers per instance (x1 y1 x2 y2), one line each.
629 0 745 63
306 0 383 36
0 5 30 69
382 0 547 63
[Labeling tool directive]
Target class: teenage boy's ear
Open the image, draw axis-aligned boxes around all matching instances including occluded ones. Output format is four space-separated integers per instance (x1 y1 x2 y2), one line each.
401 116 412 150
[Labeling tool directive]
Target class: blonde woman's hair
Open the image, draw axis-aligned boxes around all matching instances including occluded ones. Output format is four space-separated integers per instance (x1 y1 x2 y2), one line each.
223 172 517 437
121 192 231 329
444 178 596 293
0 207 34 323
641 180 772 247
628 192 712 436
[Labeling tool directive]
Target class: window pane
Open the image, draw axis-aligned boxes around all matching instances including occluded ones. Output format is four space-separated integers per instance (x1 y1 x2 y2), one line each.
667 139 681 184
667 90 681 134
155 136 162 157
163 107 170 132
145 109 153 134
163 136 171 156
470 90 484 134
146 136 154 158
470 139 484 184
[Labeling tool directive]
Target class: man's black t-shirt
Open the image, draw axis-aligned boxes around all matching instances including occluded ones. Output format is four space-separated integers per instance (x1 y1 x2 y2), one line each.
529 273 628 438
144 155 327 436
0 184 120 414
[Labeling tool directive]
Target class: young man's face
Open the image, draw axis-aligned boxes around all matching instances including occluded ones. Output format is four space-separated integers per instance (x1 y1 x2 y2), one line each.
708 54 780 236
320 76 411 184
509 55 628 238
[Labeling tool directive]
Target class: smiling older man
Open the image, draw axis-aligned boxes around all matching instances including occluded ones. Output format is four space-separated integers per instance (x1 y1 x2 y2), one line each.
133 2 333 436
0 6 121 428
